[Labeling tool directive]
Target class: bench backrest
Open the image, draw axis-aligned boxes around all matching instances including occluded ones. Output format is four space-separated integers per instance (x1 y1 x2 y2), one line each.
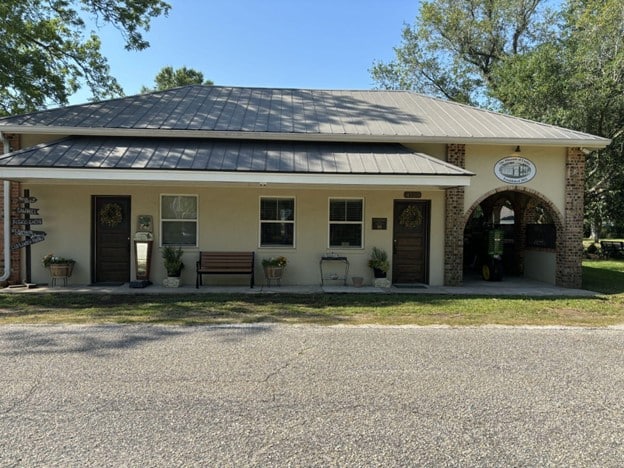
198 252 254 271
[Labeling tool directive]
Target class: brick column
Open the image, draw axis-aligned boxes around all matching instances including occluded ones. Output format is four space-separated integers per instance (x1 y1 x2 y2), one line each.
444 144 466 286
556 147 585 288
0 134 22 285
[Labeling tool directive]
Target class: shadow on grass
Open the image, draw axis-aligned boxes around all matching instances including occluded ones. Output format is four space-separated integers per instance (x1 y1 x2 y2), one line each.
582 262 624 295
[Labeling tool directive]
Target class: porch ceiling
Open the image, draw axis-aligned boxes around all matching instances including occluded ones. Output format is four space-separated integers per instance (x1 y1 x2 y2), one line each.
0 136 474 187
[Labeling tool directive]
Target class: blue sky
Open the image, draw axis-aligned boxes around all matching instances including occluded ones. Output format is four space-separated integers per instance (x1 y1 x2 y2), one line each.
72 0 420 103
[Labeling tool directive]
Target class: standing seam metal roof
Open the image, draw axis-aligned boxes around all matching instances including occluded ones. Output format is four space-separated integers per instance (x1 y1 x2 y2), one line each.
0 86 610 146
0 136 474 175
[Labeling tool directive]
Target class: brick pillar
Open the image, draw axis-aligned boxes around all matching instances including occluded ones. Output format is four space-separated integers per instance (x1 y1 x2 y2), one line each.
0 134 22 285
556 147 585 288
444 144 466 286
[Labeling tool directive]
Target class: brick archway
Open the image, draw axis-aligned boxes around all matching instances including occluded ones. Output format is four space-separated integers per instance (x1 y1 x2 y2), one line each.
464 186 564 231
464 186 566 285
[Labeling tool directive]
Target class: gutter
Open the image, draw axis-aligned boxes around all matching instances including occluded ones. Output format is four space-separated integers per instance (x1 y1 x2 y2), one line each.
0 132 11 281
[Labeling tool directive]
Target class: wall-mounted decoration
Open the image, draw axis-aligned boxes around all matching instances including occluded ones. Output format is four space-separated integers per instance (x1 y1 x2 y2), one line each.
399 205 423 228
137 215 153 232
494 157 536 184
99 202 123 227
372 218 387 230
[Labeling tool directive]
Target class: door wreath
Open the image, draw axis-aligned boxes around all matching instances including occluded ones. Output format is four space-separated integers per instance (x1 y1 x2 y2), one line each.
99 202 123 227
399 205 423 228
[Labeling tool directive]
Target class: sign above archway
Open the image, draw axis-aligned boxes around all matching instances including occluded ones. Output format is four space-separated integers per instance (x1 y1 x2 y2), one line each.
494 157 536 184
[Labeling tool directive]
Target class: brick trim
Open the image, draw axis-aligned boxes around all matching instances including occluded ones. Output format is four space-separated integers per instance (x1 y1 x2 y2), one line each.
444 144 465 286
557 147 585 288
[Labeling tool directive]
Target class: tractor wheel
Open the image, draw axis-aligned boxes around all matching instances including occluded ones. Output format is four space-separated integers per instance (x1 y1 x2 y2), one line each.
482 259 503 282
481 263 492 281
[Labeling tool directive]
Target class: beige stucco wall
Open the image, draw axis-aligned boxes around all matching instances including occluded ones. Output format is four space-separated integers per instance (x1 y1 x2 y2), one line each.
464 145 567 215
22 183 447 287
524 250 557 284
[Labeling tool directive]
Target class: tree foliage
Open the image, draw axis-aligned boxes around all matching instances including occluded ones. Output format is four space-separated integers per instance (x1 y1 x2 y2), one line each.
371 0 547 105
140 66 214 93
0 0 170 115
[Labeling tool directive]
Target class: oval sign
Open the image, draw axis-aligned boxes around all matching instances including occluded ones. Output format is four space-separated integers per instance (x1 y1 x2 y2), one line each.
494 157 536 184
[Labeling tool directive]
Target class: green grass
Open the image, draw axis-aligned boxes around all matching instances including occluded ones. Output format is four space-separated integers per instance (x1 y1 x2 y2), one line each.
582 259 624 294
0 259 623 327
1 290 623 327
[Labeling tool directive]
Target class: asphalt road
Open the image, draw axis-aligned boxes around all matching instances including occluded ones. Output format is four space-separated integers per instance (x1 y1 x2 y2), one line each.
1 324 623 467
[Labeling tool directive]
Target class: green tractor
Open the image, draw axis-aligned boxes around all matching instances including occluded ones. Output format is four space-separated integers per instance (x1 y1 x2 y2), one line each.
480 228 504 281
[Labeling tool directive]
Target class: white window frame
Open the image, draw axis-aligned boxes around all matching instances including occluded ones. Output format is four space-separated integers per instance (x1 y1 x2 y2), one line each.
328 197 364 249
160 194 199 247
259 196 296 248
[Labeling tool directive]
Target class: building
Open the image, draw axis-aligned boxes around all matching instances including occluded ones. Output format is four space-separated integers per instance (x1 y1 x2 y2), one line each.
0 86 610 288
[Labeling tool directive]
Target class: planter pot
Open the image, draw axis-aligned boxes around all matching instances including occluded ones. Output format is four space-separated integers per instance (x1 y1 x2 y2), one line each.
49 263 74 287
50 263 74 278
264 266 284 286
352 276 364 287
373 268 387 278
163 276 181 288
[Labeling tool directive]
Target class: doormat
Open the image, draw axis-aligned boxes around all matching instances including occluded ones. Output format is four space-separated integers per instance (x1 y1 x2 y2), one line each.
392 283 428 289
88 282 125 287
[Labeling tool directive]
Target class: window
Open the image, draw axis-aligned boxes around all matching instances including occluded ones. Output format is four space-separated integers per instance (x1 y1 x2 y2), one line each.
161 195 198 246
260 197 295 247
329 198 363 248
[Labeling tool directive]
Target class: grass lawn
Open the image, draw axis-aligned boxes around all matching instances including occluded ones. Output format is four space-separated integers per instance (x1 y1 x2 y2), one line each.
0 259 622 327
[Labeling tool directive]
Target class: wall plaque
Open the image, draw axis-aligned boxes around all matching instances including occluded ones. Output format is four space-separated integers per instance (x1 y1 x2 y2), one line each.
404 191 422 199
494 157 536 184
372 218 387 230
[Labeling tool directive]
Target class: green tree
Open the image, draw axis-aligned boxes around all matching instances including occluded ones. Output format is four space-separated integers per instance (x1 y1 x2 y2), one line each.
0 0 171 115
140 66 214 93
370 0 548 106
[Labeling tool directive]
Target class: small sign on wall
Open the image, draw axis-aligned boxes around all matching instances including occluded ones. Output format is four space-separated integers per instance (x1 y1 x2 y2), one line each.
372 218 387 230
494 157 536 184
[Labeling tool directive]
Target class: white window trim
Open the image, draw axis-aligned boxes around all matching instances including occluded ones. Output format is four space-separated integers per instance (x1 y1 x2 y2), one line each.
328 197 364 249
160 194 199 247
258 196 296 249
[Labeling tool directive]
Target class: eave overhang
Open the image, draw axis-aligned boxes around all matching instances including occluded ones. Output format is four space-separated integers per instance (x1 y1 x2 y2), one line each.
0 167 473 188
0 126 612 149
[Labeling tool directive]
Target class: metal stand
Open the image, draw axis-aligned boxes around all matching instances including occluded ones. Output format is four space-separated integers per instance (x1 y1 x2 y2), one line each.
320 256 349 286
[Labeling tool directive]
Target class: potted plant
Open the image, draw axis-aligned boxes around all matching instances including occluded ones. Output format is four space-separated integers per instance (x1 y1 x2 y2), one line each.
161 246 184 287
42 254 76 285
262 256 287 286
368 247 389 278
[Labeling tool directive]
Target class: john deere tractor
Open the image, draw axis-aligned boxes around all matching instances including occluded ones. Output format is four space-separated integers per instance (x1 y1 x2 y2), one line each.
480 228 504 281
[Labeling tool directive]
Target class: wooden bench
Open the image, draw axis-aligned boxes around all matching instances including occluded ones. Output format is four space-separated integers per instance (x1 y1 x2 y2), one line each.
600 241 624 258
196 251 255 288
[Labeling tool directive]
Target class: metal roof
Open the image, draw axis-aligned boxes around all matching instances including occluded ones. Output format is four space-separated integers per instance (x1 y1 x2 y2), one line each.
0 136 473 176
0 86 610 147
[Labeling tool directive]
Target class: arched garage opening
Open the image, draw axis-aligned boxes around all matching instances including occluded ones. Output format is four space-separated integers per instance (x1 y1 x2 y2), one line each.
463 188 564 284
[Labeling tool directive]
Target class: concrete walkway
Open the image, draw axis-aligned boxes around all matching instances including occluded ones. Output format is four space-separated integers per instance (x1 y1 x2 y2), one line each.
2 276 599 297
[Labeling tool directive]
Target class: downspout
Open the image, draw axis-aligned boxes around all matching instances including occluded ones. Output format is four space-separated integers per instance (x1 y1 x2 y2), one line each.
0 132 11 281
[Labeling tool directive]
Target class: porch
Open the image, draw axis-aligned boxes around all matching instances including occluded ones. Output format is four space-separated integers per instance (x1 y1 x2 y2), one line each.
1 276 597 297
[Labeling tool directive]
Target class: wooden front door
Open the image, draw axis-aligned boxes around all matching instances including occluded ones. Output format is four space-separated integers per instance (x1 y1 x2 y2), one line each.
92 196 131 284
392 200 430 284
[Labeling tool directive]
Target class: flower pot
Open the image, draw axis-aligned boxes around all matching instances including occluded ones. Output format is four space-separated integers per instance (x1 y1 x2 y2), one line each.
264 266 284 286
373 268 387 278
352 276 364 287
163 277 182 288
48 262 74 287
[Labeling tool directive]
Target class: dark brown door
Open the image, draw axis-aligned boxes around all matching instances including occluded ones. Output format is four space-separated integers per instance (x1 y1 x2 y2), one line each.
92 196 131 284
392 200 430 284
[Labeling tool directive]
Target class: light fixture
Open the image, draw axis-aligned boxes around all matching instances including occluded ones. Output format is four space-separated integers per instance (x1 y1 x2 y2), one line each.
513 145 521 155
